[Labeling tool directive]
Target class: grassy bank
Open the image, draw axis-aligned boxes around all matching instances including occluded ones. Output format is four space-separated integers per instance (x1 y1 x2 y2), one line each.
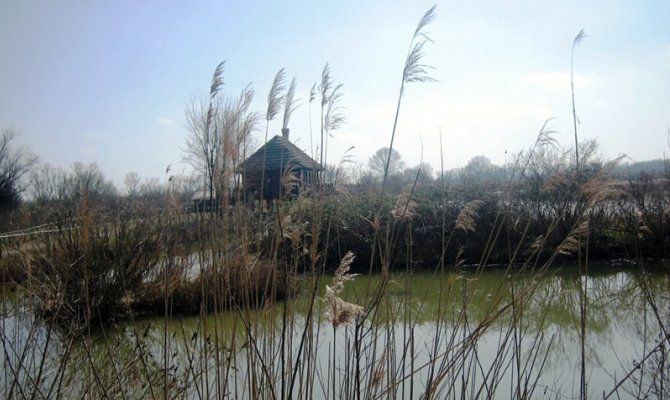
1 5 670 399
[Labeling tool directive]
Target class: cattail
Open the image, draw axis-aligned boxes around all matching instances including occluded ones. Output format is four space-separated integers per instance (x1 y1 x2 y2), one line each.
455 200 484 233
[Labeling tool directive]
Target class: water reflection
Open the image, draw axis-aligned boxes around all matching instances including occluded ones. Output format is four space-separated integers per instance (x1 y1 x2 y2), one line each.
2 265 669 399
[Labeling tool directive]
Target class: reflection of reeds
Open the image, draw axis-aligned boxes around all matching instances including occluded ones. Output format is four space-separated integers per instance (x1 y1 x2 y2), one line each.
3 6 667 400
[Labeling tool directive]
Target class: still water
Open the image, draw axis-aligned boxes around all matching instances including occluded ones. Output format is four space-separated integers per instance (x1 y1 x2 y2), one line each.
2 264 669 399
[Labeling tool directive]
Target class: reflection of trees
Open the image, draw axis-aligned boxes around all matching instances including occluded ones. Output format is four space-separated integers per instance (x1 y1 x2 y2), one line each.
3 268 665 398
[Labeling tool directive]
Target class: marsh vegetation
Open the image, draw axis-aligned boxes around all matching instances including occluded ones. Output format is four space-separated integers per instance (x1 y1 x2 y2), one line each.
1 5 670 400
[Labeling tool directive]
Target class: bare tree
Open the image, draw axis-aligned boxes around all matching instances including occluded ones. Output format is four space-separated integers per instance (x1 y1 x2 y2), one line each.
30 161 115 209
124 171 140 197
368 147 405 178
218 85 258 198
140 176 163 199
184 62 260 206
30 164 67 203
0 129 37 209
184 96 224 203
403 162 434 184
169 172 201 203
68 162 116 200
183 62 225 204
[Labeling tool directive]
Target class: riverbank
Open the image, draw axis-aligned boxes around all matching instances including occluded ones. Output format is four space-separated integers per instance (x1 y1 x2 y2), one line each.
1 266 668 398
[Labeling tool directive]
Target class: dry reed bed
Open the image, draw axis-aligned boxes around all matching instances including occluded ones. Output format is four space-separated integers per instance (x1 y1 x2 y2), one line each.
2 4 670 399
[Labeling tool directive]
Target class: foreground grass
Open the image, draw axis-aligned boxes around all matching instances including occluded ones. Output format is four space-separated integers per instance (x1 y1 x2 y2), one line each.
2 4 670 399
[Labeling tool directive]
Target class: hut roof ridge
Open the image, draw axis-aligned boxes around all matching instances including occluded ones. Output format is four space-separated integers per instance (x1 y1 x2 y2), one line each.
237 135 323 172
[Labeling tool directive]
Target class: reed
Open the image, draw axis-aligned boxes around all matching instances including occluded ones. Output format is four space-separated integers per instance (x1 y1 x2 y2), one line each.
1 6 669 400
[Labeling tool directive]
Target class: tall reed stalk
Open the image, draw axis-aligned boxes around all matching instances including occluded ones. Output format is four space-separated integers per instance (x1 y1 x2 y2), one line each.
571 29 586 170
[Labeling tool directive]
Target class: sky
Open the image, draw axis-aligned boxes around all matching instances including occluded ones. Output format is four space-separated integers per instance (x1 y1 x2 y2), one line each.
1 0 669 186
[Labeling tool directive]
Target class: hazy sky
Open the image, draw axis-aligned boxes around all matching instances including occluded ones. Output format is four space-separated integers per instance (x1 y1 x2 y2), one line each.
1 0 669 186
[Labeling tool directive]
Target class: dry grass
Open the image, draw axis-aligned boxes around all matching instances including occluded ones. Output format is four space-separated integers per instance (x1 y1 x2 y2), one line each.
1 5 669 400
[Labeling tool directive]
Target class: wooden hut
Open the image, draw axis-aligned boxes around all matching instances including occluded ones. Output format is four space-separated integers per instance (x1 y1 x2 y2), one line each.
236 129 323 200
191 189 218 212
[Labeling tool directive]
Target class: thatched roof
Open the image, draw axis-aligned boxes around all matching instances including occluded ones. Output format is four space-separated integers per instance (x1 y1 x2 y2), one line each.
237 135 323 172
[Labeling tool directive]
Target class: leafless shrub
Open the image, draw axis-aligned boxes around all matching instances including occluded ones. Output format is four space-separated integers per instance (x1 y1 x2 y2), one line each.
0 129 37 211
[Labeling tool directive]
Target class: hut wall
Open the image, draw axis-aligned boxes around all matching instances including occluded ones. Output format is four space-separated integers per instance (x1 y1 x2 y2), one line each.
242 167 321 200
243 169 282 199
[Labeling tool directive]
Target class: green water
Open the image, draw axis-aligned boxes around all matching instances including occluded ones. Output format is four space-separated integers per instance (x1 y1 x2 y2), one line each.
2 265 669 399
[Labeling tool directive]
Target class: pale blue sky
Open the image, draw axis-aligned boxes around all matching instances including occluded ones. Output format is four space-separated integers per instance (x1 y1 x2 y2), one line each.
1 0 669 185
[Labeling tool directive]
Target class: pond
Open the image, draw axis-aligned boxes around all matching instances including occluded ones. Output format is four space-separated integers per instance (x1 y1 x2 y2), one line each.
1 264 668 399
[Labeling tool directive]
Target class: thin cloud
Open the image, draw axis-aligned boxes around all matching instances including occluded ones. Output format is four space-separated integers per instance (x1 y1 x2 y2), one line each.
80 144 98 157
520 71 593 91
156 117 177 126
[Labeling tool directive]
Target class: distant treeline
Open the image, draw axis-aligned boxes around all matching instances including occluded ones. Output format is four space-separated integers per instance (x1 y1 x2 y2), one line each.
3 129 670 271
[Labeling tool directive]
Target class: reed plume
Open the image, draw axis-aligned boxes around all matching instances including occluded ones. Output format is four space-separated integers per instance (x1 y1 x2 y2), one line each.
403 5 437 84
324 84 345 134
209 61 225 100
571 29 586 169
455 200 484 232
260 68 287 199
319 64 332 107
318 64 344 167
556 220 589 255
380 5 436 198
282 77 300 130
266 68 286 122
581 154 625 206
324 252 365 327
391 190 417 221
280 164 300 196
309 82 317 158
206 61 226 131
